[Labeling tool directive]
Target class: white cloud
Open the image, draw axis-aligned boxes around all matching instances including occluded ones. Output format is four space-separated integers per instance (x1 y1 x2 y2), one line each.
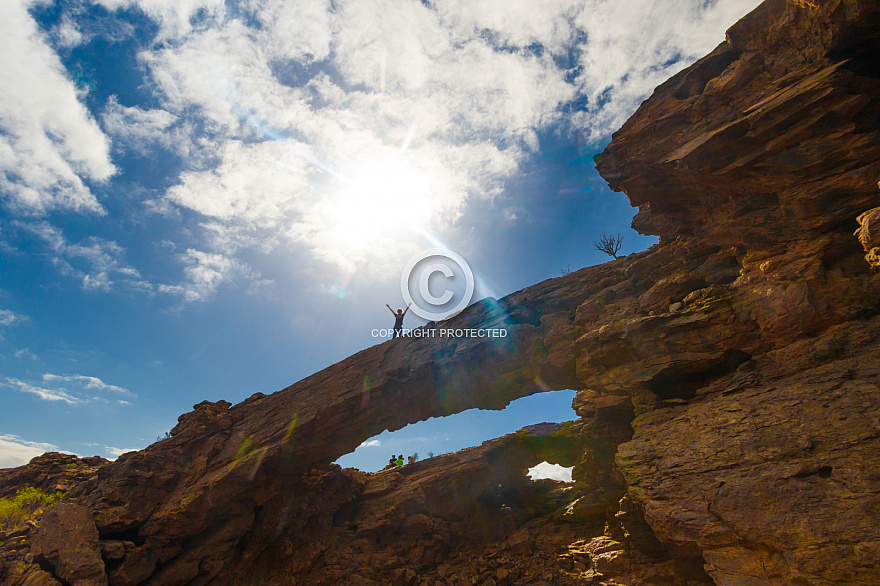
2 373 135 405
527 461 574 482
96 0 226 39
131 2 574 271
116 0 759 279
359 439 381 448
158 248 248 303
104 445 141 458
249 0 333 62
572 0 761 140
102 97 192 158
53 15 84 48
0 434 62 468
0 0 115 215
166 140 312 224
433 0 582 55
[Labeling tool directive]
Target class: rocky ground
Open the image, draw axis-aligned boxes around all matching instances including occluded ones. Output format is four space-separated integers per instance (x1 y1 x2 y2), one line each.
2 0 879 584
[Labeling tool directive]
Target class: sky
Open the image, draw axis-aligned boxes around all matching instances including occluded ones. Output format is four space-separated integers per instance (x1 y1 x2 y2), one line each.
0 0 762 470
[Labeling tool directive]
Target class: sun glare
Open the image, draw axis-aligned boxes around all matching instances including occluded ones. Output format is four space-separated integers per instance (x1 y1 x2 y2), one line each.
322 156 435 254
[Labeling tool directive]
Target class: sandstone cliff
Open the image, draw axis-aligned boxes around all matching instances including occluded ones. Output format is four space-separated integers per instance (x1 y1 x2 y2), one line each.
2 0 880 584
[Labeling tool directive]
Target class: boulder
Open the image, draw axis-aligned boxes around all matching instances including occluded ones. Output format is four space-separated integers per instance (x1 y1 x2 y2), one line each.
33 503 106 586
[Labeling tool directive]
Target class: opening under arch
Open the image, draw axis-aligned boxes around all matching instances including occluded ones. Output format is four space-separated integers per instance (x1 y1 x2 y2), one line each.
335 389 577 472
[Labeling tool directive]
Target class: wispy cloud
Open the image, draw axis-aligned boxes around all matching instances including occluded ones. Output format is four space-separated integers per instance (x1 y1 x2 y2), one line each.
0 309 21 327
18 222 147 292
7 220 265 304
359 439 381 448
14 348 36 360
0 309 26 339
42 374 134 397
0 434 65 468
158 247 260 305
0 0 115 215
51 15 85 48
2 373 135 405
102 96 194 159
3 378 82 404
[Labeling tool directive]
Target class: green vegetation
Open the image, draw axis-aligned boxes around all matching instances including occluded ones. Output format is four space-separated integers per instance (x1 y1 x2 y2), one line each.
0 487 65 531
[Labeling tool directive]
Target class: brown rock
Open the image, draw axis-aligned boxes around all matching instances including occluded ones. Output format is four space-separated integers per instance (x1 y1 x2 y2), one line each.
18 570 61 586
866 246 880 268
504 530 533 556
106 546 158 586
0 453 109 499
98 541 125 561
402 514 433 537
856 206 880 268
33 503 106 585
855 206 880 251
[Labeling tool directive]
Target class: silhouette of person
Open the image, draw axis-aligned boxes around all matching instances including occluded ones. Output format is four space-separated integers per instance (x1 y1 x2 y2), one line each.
386 303 411 338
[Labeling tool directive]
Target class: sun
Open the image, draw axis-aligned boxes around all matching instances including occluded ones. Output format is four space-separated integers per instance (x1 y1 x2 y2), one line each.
320 155 435 255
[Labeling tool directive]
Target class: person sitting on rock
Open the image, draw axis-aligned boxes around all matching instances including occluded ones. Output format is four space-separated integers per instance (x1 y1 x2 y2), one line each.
386 303 412 338
395 454 404 467
383 455 397 470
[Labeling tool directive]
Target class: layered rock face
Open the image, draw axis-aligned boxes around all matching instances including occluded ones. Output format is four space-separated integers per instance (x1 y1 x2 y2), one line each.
594 0 880 582
2 0 880 584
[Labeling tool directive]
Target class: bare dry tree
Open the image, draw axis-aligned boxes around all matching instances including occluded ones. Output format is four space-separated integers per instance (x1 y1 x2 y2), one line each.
594 232 624 259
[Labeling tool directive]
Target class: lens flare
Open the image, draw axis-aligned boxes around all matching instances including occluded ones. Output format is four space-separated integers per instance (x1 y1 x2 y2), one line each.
362 375 372 407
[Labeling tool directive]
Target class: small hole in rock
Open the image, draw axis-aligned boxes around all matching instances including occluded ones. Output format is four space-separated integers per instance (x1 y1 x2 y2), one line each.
527 462 574 483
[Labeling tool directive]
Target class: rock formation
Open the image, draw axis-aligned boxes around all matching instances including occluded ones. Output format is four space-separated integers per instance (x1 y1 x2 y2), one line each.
856 204 880 267
2 0 880 584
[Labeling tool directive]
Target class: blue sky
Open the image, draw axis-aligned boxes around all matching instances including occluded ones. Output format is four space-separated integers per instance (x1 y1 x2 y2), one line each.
0 0 760 469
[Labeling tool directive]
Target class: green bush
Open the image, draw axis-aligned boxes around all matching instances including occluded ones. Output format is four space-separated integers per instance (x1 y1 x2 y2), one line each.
14 487 62 513
0 498 26 530
0 487 64 530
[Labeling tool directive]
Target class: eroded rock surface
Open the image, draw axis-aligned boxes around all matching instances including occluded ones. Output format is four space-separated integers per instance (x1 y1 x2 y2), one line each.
3 0 880 584
856 204 880 267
